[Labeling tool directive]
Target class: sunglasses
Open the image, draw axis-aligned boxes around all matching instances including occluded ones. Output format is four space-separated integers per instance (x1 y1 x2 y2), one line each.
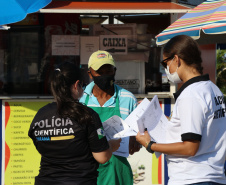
160 56 174 69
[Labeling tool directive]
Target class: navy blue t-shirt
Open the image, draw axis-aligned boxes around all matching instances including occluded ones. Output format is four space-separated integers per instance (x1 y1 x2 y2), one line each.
28 102 109 185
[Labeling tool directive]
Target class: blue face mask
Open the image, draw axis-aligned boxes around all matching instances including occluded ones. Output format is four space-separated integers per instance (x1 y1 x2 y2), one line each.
164 57 182 83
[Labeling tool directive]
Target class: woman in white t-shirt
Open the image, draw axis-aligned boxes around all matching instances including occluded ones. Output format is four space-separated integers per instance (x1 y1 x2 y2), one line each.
136 35 226 185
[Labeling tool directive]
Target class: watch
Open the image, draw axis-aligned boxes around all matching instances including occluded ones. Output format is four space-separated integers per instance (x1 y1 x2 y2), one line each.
146 141 156 153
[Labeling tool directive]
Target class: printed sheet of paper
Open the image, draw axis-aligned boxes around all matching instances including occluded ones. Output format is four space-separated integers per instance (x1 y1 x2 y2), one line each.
80 36 99 64
123 98 151 135
137 95 168 144
136 95 169 158
102 115 129 157
101 96 169 158
103 115 129 140
107 99 153 139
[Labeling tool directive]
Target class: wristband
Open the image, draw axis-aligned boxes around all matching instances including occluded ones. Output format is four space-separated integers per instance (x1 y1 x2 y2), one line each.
146 141 156 153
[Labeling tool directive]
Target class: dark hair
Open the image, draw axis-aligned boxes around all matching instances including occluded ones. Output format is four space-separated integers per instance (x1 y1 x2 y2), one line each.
163 35 203 74
50 62 92 124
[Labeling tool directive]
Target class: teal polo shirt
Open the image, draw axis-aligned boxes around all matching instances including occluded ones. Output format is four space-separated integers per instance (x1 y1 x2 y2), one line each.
79 81 137 120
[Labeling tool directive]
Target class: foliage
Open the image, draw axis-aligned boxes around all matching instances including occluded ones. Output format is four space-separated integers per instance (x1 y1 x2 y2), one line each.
216 49 226 95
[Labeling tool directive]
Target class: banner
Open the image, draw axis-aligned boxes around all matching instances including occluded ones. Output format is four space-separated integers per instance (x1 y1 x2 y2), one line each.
2 100 51 185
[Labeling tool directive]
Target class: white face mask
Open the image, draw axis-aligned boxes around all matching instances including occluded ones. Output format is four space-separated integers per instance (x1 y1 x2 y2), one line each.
164 58 182 83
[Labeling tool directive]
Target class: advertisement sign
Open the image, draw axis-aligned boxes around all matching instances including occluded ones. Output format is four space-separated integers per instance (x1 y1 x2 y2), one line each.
128 148 165 185
2 100 51 185
52 35 80 56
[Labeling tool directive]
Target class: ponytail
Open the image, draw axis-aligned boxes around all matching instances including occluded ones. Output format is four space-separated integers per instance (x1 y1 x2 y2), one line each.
50 62 92 124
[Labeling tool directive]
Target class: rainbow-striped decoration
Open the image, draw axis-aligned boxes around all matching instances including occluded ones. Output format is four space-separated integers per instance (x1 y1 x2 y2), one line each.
152 154 163 184
156 0 226 45
151 100 164 185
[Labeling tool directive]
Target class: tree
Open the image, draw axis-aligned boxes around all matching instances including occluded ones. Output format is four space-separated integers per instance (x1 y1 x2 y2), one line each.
216 49 226 95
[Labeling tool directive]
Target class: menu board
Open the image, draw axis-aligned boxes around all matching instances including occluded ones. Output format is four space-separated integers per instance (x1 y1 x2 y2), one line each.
2 101 51 185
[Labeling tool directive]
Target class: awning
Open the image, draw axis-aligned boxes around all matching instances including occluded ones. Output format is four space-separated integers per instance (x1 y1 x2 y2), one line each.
40 1 190 14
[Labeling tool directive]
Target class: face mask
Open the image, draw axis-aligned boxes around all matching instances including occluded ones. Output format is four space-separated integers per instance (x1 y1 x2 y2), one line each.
165 58 182 83
92 74 115 91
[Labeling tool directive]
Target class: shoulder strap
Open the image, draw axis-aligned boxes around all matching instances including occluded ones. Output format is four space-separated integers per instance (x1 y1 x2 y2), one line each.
115 86 119 108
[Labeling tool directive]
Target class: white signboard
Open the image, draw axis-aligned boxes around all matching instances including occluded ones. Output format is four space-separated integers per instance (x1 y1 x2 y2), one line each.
52 35 79 56
80 36 99 64
100 35 127 55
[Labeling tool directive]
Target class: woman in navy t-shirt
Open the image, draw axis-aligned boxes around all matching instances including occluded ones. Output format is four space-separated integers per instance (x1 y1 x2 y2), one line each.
29 62 121 185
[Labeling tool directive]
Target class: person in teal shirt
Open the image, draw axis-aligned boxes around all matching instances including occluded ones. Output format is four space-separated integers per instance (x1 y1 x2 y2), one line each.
80 50 140 185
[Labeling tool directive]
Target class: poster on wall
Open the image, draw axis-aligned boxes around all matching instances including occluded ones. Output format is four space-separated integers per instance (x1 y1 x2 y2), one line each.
80 36 99 64
128 148 165 185
1 100 51 185
52 35 79 56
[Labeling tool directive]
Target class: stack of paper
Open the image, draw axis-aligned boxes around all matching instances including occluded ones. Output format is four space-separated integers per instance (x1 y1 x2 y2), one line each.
102 95 169 158
102 116 130 157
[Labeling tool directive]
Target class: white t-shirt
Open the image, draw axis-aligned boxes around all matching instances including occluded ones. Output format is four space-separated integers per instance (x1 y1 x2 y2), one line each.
166 74 226 185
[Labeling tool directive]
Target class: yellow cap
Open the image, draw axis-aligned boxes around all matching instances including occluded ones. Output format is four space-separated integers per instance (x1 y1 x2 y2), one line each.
88 50 115 70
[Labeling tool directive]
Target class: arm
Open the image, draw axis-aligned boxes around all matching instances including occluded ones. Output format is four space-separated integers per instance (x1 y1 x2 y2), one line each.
136 131 200 156
151 140 200 156
92 138 121 164
137 97 205 156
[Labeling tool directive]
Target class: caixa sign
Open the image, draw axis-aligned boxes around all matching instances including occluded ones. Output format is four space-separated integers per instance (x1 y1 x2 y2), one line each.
100 35 128 55
115 79 140 88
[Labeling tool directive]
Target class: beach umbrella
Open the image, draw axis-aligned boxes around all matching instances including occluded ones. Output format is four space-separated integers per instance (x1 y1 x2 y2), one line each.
0 0 52 25
156 0 226 45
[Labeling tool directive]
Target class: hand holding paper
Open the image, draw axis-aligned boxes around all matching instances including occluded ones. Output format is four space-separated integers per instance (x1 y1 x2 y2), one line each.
102 95 169 158
102 115 130 157
136 130 151 147
102 115 130 140
136 95 168 144
103 95 168 143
